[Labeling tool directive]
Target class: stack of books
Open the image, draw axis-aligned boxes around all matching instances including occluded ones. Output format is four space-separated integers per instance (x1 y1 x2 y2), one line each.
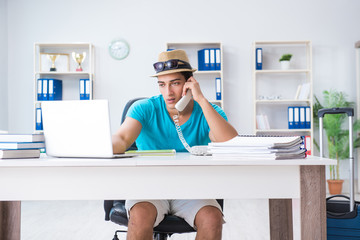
209 135 306 160
0 134 45 159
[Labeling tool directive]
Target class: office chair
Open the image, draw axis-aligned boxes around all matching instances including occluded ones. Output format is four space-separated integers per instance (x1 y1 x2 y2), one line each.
104 97 223 240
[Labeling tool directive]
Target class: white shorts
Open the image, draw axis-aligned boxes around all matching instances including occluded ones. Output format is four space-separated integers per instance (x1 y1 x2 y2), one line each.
125 199 223 228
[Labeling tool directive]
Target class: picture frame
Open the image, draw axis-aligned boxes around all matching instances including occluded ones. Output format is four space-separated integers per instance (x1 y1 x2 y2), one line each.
39 53 70 72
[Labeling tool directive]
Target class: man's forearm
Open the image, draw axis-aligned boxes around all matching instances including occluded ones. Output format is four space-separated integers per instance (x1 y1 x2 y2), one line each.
197 98 238 142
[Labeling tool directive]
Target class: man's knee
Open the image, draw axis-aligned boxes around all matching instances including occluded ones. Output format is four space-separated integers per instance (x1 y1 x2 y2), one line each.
194 206 223 229
128 202 157 227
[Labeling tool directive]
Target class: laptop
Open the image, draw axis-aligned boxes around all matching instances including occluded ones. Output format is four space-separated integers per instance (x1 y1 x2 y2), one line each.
41 100 136 158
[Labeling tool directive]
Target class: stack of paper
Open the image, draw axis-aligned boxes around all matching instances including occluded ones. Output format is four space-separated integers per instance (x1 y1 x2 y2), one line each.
209 135 306 160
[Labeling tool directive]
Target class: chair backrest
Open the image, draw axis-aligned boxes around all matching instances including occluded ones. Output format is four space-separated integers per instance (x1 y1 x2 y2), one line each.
121 97 147 151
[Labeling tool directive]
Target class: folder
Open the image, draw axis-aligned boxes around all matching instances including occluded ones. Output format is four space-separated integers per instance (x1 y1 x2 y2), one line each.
42 79 48 101
79 79 86 100
37 79 43 101
305 106 311 129
85 79 90 100
48 79 63 101
215 48 221 70
215 78 221 100
293 107 300 129
256 48 262 70
209 48 216 70
305 135 311 155
299 107 305 128
288 107 294 129
198 49 210 71
36 107 43 130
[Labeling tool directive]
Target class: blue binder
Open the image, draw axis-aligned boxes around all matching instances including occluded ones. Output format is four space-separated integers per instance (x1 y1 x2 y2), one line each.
299 107 306 128
79 79 86 100
293 107 300 129
85 79 90 100
215 48 221 70
37 79 43 101
42 79 48 101
215 78 221 100
256 48 262 70
288 107 294 129
48 79 63 101
305 106 311 129
198 49 210 71
209 48 216 70
35 107 43 130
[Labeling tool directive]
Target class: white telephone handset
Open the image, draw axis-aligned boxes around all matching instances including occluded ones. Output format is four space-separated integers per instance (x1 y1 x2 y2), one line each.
175 90 192 112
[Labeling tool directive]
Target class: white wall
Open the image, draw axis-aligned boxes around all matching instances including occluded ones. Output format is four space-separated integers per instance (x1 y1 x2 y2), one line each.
5 0 360 135
0 0 8 131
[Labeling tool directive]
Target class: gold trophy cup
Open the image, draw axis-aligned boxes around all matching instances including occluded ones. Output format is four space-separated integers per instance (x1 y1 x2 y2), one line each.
72 52 86 72
47 54 59 71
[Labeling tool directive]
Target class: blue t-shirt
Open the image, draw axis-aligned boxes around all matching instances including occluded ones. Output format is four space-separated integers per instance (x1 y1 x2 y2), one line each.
126 95 228 152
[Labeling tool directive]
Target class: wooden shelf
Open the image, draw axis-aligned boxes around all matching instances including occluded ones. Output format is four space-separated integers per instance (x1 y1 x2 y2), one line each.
255 69 310 74
35 72 91 75
256 99 311 104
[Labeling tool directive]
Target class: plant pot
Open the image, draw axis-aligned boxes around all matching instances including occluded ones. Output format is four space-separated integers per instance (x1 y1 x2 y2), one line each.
280 60 290 70
327 179 344 195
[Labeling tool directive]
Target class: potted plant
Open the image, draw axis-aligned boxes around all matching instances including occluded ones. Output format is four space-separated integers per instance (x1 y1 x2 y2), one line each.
313 89 360 194
279 54 292 70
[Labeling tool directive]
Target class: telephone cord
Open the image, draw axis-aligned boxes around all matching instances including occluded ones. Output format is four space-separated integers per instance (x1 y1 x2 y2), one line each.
173 114 192 153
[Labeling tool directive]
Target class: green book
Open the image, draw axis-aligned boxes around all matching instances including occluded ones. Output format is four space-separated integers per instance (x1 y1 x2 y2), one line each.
125 149 176 156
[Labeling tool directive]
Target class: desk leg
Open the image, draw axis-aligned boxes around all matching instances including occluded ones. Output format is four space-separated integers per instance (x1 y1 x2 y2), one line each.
300 165 326 240
269 199 293 240
0 201 21 240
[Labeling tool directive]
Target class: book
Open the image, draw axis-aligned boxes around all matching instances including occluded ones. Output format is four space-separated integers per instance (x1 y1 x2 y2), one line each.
0 149 40 159
0 133 44 142
298 83 311 100
125 149 176 156
0 142 45 150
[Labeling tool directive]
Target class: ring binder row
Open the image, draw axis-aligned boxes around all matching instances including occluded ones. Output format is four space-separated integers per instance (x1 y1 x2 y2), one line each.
198 48 221 71
79 79 91 100
288 106 311 129
37 78 62 101
37 78 91 101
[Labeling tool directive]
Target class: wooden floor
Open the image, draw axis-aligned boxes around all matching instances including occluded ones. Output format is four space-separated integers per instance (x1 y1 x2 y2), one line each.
21 199 301 240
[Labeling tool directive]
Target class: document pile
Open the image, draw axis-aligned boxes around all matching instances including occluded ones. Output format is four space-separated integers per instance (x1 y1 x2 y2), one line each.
208 135 306 160
0 134 45 159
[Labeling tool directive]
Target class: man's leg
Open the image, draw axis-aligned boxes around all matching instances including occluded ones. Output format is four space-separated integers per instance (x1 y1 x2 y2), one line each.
194 206 223 240
126 202 157 240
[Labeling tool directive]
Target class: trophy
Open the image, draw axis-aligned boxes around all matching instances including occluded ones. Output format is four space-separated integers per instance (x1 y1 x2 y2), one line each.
47 54 59 71
72 52 86 71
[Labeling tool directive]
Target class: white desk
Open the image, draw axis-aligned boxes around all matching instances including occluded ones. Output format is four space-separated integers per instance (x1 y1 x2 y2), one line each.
0 153 336 240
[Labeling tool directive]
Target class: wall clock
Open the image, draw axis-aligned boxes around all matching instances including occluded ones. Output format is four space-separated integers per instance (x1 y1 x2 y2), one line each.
109 39 130 60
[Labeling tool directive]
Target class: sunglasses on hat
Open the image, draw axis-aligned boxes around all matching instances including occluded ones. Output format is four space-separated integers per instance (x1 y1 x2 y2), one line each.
153 59 192 73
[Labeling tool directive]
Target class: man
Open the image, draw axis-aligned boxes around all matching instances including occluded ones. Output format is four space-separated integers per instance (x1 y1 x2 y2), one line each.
112 49 238 240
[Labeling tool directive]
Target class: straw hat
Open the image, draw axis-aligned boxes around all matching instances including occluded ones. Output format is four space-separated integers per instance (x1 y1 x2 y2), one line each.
151 49 197 77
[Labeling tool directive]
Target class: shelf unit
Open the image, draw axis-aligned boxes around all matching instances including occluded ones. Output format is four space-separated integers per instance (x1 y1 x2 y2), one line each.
33 42 94 132
165 42 224 109
252 41 313 145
